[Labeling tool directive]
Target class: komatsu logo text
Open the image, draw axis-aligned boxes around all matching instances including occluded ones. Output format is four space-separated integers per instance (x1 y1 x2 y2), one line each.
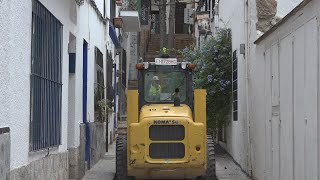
153 120 179 125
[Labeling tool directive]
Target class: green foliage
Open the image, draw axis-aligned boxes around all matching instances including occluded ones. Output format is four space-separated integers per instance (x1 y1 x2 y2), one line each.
156 47 182 58
179 28 233 134
159 47 170 57
94 87 112 123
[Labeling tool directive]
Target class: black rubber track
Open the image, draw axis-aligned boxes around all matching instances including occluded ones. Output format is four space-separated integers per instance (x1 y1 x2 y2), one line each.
198 135 217 180
115 135 134 180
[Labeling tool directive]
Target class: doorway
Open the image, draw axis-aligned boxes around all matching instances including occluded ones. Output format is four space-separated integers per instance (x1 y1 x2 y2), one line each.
175 3 186 34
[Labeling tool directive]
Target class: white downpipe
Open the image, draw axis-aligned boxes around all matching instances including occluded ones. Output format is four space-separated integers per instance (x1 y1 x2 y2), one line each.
244 0 253 175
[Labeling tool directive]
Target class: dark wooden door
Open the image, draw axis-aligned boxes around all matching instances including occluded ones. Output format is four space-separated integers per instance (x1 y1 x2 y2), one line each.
151 11 160 34
175 3 186 34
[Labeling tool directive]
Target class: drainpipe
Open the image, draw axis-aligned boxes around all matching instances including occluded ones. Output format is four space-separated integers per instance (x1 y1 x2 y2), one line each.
84 119 91 169
83 42 91 169
244 0 252 175
113 63 117 129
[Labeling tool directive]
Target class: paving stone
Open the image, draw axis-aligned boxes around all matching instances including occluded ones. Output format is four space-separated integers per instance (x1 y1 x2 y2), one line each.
81 143 253 180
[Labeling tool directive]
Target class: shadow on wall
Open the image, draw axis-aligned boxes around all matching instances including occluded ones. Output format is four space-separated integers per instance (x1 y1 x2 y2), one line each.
89 122 106 168
0 127 10 180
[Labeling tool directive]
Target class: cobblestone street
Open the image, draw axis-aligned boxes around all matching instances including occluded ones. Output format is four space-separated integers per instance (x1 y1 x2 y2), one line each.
81 144 252 180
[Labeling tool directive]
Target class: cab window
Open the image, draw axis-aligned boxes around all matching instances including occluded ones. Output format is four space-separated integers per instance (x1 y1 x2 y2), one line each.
144 71 187 103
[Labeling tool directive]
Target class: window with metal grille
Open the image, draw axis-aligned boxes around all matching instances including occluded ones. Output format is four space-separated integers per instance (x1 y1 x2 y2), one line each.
30 0 63 151
121 49 127 88
232 50 238 121
106 51 114 102
110 0 116 23
95 47 105 101
94 47 105 122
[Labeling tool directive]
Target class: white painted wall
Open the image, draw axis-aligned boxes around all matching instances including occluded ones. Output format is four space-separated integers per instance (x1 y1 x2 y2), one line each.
214 0 251 173
0 0 12 129
95 0 105 16
0 0 33 170
1 0 76 169
251 1 320 180
0 0 114 171
68 0 109 149
247 0 258 177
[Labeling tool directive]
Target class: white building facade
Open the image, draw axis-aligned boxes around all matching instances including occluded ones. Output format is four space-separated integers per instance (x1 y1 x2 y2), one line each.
252 1 320 180
0 0 122 179
204 0 318 180
201 0 252 174
196 0 310 179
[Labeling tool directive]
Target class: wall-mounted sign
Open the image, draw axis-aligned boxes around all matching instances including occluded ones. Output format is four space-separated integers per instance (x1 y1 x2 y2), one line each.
184 8 194 24
196 11 210 35
140 0 150 25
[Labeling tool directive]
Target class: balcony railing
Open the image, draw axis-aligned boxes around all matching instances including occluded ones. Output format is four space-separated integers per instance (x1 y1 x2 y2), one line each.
121 0 139 11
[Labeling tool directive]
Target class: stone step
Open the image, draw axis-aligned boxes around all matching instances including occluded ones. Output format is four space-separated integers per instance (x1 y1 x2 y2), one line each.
144 34 195 57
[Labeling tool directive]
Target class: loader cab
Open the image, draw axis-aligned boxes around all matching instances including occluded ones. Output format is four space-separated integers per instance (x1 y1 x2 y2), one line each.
136 59 196 111
116 57 216 180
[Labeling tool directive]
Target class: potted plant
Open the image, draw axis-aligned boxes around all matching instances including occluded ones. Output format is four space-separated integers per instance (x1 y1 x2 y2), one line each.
159 47 170 58
116 0 123 6
113 17 123 28
94 87 112 123
95 97 112 122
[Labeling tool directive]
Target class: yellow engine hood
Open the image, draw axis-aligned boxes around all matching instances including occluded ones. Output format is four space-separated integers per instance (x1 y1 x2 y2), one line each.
139 104 193 119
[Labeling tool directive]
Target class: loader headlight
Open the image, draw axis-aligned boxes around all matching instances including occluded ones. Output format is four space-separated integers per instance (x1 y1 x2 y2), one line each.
143 62 149 69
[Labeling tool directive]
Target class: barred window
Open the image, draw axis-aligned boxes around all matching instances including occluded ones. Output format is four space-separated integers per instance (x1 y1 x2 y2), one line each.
121 49 127 88
95 47 105 101
94 47 105 122
232 50 238 121
106 51 114 102
30 0 63 151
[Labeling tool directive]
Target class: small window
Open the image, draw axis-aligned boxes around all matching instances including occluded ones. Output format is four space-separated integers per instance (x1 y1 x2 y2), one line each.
106 51 114 102
232 50 238 121
94 47 105 102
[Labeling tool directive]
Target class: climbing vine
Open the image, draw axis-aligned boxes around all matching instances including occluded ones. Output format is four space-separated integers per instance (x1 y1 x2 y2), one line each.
179 28 233 134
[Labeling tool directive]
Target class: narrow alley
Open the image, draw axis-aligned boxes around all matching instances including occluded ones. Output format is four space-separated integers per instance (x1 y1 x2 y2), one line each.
1 0 319 180
81 144 251 180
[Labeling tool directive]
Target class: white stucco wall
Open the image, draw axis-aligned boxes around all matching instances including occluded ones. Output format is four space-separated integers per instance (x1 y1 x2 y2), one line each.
0 0 76 170
75 0 118 147
0 0 33 170
0 0 112 171
68 0 108 148
251 1 320 180
95 0 105 16
216 0 251 173
0 0 12 129
247 0 258 177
